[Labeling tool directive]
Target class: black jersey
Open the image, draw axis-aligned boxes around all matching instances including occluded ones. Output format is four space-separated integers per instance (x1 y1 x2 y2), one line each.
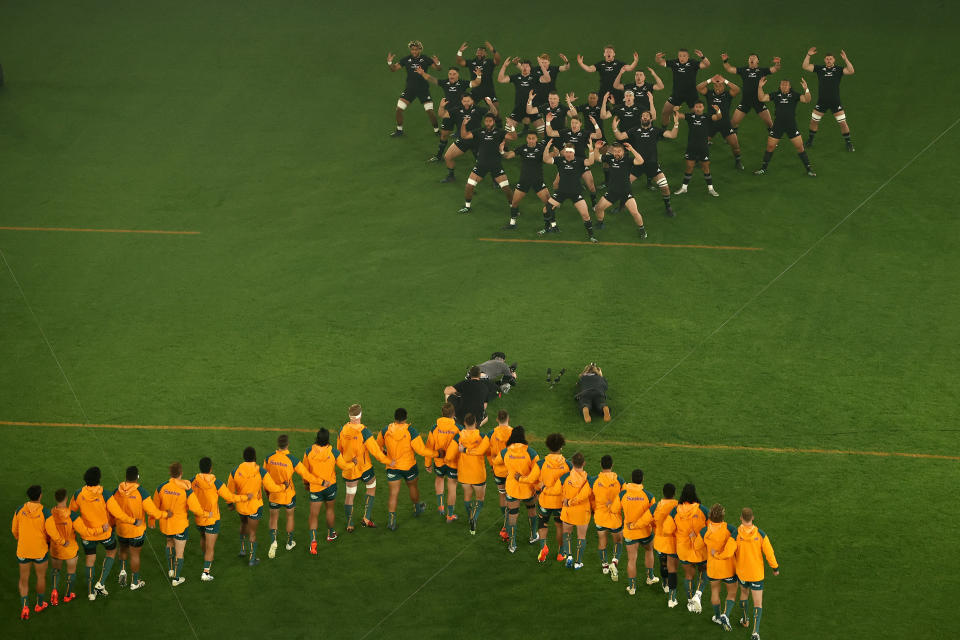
614 103 644 132
557 128 592 157
626 125 666 162
705 89 733 118
736 66 772 102
451 104 485 138
440 79 471 105
476 128 508 165
684 113 712 146
510 73 537 108
555 157 587 193
466 57 497 97
595 59 626 93
576 102 604 133
667 58 700 95
539 104 566 129
533 65 560 103
399 55 432 89
813 65 844 102
516 142 547 182
623 81 655 109
603 153 633 192
770 90 802 124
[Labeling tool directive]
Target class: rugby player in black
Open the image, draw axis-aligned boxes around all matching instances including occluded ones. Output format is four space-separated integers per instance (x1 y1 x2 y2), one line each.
533 53 570 108
674 102 723 197
456 41 501 104
501 132 550 230
540 141 599 242
615 110 679 217
438 93 498 183
418 67 481 162
802 47 856 151
698 75 744 169
527 90 566 137
498 57 538 134
755 77 816 176
613 66 665 110
601 89 645 135
656 48 710 126
593 141 648 238
458 113 516 214
721 53 780 132
546 113 601 205
387 41 442 137
577 46 639 104
568 92 604 140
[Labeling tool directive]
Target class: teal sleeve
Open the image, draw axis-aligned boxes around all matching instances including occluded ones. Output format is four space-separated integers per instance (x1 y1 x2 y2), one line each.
331 447 341 458
214 479 224 490
361 427 373 440
137 486 150 500
289 454 301 467
618 489 626 499
408 425 420 439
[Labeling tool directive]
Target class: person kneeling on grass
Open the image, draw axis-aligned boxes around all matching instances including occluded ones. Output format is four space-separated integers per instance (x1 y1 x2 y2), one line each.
576 363 610 422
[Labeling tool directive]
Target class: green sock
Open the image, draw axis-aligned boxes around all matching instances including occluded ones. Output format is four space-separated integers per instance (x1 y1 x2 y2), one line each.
753 607 763 634
613 541 622 563
37 593 45 605
21 595 28 607
740 599 749 620
575 538 586 563
445 504 454 517
270 529 277 542
473 500 484 524
51 568 60 589
66 573 75 593
629 577 637 589
561 532 571 556
364 495 375 520
465 500 473 517
174 558 183 579
250 541 258 558
685 578 693 598
287 531 294 544
344 504 353 527
528 515 537 537
86 567 94 594
327 527 335 538
99 555 114 583
436 494 445 508
598 548 607 564
647 567 655 579
724 599 735 617
697 569 707 592
310 529 317 542
166 547 173 572
540 535 547 550
202 561 211 573
507 523 516 546
132 571 140 583
388 512 397 527
714 604 721 617
240 535 246 554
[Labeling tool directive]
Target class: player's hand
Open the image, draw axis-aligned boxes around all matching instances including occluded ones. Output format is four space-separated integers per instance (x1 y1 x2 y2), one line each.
206 511 214 519
772 56 781 65
612 115 620 129
759 76 767 86
721 52 728 61
62 540 69 546
387 53 395 63
655 51 664 59
439 98 447 107
101 523 109 532
647 66 656 74
432 55 440 65
773 568 780 576
604 91 612 103
134 518 144 527
559 53 568 62
566 91 576 103
546 111 554 121
632 51 639 62
545 139 553 148
713 105 720 112
577 54 584 63
801 78 808 89
484 41 494 50
840 49 848 59
807 46 817 56
623 142 633 150
589 115 598 125
166 511 174 518
694 49 704 58
485 97 493 104
528 89 535 100
246 493 254 500
459 42 468 52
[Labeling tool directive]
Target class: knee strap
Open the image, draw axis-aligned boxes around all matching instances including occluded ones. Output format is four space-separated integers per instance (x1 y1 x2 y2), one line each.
467 177 478 186
365 479 376 489
834 113 846 122
423 101 434 111
397 100 408 110
810 112 822 122
508 507 520 515
345 485 357 495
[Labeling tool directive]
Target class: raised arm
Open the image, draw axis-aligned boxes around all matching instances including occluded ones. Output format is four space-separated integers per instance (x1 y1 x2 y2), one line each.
654 51 667 67
841 50 855 75
623 51 640 72
565 92 578 118
525 90 538 115
416 67 439 85
599 92 613 119
577 54 596 73
485 96 499 118
486 41 501 65
696 78 710 95
663 112 680 139
544 112 560 137
757 76 771 102
710 104 723 121
557 53 570 72
497 56 513 83
799 78 812 103
720 52 737 75
437 98 449 119
611 115 624 140
695 49 710 69
624 142 644 165
802 46 816 72
542 139 555 164
726 78 740 97
647 90 657 119
430 55 441 71
460 115 474 139
612 66 628 91
455 42 469 67
647 67 665 90
769 56 782 74
386 52 401 72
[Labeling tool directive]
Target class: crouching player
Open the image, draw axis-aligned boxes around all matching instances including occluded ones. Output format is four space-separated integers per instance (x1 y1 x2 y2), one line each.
620 469 657 595
192 457 249 580
302 428 356 551
378 408 436 530
702 503 738 630
735 507 779 640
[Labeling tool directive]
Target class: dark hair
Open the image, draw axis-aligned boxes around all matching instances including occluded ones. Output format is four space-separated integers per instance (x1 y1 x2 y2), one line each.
631 469 643 484
679 483 699 504
600 455 613 470
277 434 289 449
315 428 329 447
497 409 509 422
519 59 532 66
27 485 42 501
663 482 676 499
54 488 67 503
395 407 407 422
679 48 689 53
442 403 456 418
490 352 506 360
463 413 476 427
243 446 256 462
709 503 725 523
571 452 585 467
506 425 527 445
824 52 834 58
468 366 481 378
741 507 754 523
125 466 139 482
448 66 459 71
169 462 182 478
84 466 101 487
198 457 212 474
545 433 565 453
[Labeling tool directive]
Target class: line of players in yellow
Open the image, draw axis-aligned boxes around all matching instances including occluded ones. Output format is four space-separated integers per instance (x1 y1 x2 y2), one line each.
12 403 778 638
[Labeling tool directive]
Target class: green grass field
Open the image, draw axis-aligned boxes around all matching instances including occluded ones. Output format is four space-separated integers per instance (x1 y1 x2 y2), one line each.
2 1 958 638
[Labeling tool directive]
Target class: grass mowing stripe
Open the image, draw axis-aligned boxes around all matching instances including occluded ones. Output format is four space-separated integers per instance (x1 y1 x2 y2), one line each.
478 237 763 251
0 226 201 235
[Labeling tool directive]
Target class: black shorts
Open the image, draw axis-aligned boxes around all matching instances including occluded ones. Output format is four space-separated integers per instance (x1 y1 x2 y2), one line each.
578 389 607 412
603 190 633 203
516 180 547 193
684 145 709 162
669 91 699 109
472 90 498 103
473 164 506 179
454 138 477 153
550 192 583 204
441 117 455 131
814 99 844 113
632 161 662 179
400 87 432 104
736 100 768 114
508 108 532 122
710 120 735 138
769 123 801 139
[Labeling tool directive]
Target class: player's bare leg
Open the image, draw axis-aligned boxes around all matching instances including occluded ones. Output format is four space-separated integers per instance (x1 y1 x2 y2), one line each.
789 135 816 176
624 198 648 237
582 171 598 206
574 200 597 242
442 145 465 183
393 98 410 137
724 132 744 169
660 99 677 126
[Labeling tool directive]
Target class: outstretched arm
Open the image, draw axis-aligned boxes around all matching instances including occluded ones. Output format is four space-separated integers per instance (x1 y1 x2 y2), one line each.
497 57 513 84
663 112 680 139
542 139 555 164
720 52 737 75
758 76 771 102
386 52 401 72
769 56 782 74
647 67 665 90
695 49 710 69
647 91 657 119
841 50 855 75
654 51 667 67
696 78 710 95
557 53 570 72
802 46 816 72
577 54 596 73
430 55 441 71
456 42 468 67
486 41 501 66
799 78 812 103
612 66 628 91
599 92 612 119
416 67 438 85
623 51 640 72
726 79 740 97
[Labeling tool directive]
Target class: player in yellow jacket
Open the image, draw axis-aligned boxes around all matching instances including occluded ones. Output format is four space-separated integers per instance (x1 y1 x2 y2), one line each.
192 457 249 580
492 426 541 553
486 410 513 540
648 483 679 606
12 485 49 620
302 428 357 551
424 402 461 522
377 408 437 530
451 413 489 534
620 469 658 595
45 488 84 606
227 446 287 566
663 483 710 613
152 462 210 586
734 507 779 640
107 466 165 591
559 452 591 569
71 466 125 601
337 404 391 531
535 433 568 563
700 503 739 630
264 434 321 559
592 455 624 580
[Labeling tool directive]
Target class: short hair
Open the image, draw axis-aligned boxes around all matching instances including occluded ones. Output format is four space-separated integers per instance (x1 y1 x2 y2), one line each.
545 433 565 453
600 455 613 470
709 503 725 523
243 446 256 462
506 425 527 445
608 142 623 151
571 452 585 467
442 402 456 418
315 428 330 447
519 59 532 66
824 52 834 58
54 488 67 503
198 457 212 473
408 40 423 49
679 483 699 504
490 352 506 360
26 485 42 501
548 91 559 97
662 482 676 499
679 48 689 53
169 462 182 478
748 53 759 59
526 131 539 138
84 466 101 487
448 66 459 71
588 91 599 97
741 507 754 523
484 113 495 120
394 407 407 422
497 409 509 423
468 366 481 378
463 413 476 427
623 90 635 97
603 45 615 51
348 404 362 418
569 116 582 124
125 466 139 482
277 434 289 449
631 469 643 484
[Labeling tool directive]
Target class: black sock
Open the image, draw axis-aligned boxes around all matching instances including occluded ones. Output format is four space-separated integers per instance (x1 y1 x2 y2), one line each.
447 168 455 177
436 141 445 157
510 206 519 219
589 192 597 206
704 173 713 187
731 127 738 134
584 220 594 236
798 151 811 169
682 173 692 186
761 150 773 170
662 194 671 209
668 572 678 590
659 553 668 580
637 224 645 233
808 129 817 141
734 152 742 162
842 131 852 141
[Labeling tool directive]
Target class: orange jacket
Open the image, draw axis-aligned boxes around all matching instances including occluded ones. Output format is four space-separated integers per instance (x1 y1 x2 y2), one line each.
11 501 49 560
493 443 541 500
263 449 320 505
559 469 592 526
650 498 679 554
377 423 436 471
701 521 738 580
486 425 513 477
300 445 355 492
227 461 285 516
191 473 245 526
424 418 460 469
620 483 656 541
537 454 570 510
337 423 389 481
451 428 489 485
107 482 163 539
69 485 113 542
152 478 206 535
664 502 709 563
44 507 82 560
591 471 624 529
734 523 778 582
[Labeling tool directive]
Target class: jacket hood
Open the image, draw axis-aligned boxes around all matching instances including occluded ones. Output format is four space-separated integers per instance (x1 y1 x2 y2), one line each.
80 485 104 500
193 474 216 490
677 502 702 518
116 482 141 498
20 502 45 519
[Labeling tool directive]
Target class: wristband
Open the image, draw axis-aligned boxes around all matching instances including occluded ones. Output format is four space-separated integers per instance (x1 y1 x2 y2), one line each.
724 79 729 85
456 51 463 57
387 61 392 66
805 88 810 93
